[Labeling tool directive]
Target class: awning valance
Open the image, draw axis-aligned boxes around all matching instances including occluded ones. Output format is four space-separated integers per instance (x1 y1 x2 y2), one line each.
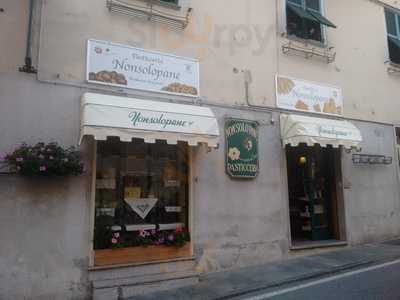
287 3 337 28
80 93 220 147
280 114 362 149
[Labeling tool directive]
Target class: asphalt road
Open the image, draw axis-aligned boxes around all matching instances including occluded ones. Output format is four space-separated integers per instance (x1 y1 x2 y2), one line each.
239 259 400 300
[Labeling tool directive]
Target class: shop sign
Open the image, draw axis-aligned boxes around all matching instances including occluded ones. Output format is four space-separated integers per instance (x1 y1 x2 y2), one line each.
86 39 200 97
225 119 259 179
276 75 343 116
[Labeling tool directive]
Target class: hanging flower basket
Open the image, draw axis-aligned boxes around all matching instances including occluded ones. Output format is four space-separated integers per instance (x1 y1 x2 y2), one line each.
4 142 84 176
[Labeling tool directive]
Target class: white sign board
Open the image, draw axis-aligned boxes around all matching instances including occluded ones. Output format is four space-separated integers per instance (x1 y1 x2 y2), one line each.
276 75 343 116
87 39 200 97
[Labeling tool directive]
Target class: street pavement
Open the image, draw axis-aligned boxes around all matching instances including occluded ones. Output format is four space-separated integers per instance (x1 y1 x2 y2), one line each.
236 259 400 300
130 240 400 300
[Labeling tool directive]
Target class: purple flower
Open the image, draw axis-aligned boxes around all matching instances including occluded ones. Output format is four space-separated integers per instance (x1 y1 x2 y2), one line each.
151 229 156 235
139 230 147 238
111 238 118 244
168 234 174 241
16 157 23 162
39 166 47 172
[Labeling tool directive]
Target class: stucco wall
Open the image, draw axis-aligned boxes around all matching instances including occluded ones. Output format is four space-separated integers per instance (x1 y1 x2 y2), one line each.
342 121 400 244
0 0 28 73
33 0 400 124
192 109 290 271
0 74 92 300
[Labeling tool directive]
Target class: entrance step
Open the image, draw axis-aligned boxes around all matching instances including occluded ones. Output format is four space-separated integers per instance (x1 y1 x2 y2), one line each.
90 258 199 300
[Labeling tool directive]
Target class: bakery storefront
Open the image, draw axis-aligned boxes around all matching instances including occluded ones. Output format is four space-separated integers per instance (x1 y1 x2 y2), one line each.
277 76 363 247
83 40 219 266
81 93 219 266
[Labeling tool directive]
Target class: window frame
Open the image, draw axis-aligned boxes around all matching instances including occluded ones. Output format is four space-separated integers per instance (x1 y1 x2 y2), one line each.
88 139 194 268
152 0 182 10
284 0 328 47
385 8 400 65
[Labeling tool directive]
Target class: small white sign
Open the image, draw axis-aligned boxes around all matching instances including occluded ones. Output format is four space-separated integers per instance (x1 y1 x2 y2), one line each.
276 75 343 116
87 39 200 97
125 198 158 220
165 206 182 213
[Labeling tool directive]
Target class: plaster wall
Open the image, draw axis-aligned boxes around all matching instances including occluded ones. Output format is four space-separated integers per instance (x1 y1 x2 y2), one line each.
342 121 400 244
33 0 400 124
0 74 91 300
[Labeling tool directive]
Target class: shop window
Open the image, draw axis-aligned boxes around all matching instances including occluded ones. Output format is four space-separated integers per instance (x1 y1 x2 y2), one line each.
396 127 400 168
93 138 190 266
286 144 343 245
286 0 336 43
385 9 400 65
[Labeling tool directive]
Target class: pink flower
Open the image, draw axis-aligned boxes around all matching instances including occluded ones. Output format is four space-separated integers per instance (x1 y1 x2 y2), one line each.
168 234 174 241
39 166 47 172
139 230 147 238
175 227 183 234
151 229 156 235
111 238 118 244
16 157 23 162
113 232 120 238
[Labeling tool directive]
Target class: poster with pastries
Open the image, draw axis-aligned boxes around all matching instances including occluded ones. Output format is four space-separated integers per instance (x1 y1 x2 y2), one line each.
87 39 199 97
276 75 343 116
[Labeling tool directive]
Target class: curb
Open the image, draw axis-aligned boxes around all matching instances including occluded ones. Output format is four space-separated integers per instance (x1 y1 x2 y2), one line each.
212 259 376 300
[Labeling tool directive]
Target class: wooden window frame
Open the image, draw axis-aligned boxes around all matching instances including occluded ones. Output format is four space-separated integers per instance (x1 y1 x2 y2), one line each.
88 140 194 268
385 8 400 65
284 0 328 47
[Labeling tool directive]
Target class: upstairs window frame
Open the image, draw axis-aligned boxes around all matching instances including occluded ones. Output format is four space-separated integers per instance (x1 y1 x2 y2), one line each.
153 0 182 10
285 0 336 46
385 8 400 65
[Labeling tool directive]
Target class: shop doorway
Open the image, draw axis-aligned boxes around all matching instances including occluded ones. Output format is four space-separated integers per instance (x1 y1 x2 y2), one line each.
286 144 343 245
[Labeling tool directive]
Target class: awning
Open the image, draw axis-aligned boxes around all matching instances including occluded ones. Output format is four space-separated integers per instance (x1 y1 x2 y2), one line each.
280 114 362 149
287 3 317 23
80 93 220 147
287 3 337 28
307 10 337 28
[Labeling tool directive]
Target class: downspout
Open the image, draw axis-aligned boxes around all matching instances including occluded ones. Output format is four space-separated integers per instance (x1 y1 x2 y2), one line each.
19 0 37 73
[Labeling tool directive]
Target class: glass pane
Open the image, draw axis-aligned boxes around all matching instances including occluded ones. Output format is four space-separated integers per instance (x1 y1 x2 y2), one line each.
385 9 397 36
306 0 320 11
94 139 189 250
287 0 303 7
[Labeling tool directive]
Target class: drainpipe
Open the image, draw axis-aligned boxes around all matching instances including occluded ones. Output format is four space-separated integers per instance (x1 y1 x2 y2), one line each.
19 0 37 73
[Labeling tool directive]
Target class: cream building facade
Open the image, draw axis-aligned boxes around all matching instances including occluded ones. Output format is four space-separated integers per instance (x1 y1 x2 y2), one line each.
1 0 400 299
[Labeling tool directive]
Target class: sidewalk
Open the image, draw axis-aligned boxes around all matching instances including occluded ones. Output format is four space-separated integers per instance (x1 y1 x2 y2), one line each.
131 239 400 300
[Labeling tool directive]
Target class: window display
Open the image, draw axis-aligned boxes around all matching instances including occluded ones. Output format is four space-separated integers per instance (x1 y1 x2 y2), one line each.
93 138 190 253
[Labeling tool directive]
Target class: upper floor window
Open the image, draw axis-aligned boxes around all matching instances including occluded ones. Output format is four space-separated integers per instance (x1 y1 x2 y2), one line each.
286 0 336 43
385 9 400 65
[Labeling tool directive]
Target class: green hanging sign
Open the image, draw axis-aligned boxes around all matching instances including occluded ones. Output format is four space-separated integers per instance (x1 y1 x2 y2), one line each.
225 119 259 179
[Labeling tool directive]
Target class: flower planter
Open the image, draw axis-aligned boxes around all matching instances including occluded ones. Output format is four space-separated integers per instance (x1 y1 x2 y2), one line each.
94 243 191 266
